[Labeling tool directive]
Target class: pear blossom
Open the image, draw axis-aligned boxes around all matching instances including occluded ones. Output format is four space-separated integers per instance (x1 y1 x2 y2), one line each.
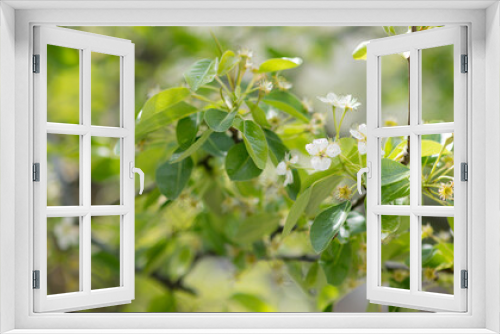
276 153 299 186
275 76 292 91
259 80 273 94
54 218 79 250
266 108 280 126
238 47 253 59
317 92 345 109
438 181 454 201
336 185 352 201
342 94 361 111
305 138 341 171
350 124 367 154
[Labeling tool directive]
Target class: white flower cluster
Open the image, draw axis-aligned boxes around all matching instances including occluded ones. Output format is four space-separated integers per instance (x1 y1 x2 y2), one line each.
306 138 341 171
317 92 361 111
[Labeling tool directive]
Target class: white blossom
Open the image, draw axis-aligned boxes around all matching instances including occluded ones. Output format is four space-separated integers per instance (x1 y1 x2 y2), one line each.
350 124 367 155
259 80 273 94
276 153 299 186
317 92 361 111
305 138 341 171
342 94 362 111
317 92 345 108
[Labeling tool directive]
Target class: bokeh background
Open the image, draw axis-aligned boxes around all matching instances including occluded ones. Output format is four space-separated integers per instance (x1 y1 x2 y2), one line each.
46 26 454 312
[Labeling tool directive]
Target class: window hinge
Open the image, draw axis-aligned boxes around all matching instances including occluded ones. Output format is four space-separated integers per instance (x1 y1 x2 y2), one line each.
33 270 40 289
33 163 40 182
461 270 468 289
461 54 468 73
33 54 40 73
461 162 468 181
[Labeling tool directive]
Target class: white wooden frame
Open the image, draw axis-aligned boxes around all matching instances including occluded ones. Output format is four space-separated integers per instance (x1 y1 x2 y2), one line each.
0 1 499 333
32 26 135 312
366 26 467 312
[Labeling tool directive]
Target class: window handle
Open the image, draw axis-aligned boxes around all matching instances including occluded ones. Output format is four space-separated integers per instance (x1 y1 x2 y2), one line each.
357 162 371 195
129 162 145 195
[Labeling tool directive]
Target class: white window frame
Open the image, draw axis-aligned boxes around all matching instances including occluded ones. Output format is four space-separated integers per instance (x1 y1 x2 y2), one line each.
366 26 467 312
33 26 136 313
0 1 499 333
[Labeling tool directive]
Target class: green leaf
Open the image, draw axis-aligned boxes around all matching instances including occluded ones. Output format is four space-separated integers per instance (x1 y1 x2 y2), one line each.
204 108 237 132
184 59 217 92
310 201 352 253
352 41 369 60
141 87 191 119
381 158 410 185
176 114 198 149
230 293 275 312
263 91 310 123
258 57 303 73
381 179 410 204
381 215 401 233
283 186 312 236
245 101 271 128
170 130 214 163
232 213 280 244
217 50 239 76
225 143 263 181
136 102 198 141
235 120 268 170
421 140 448 157
263 128 288 164
319 241 352 286
202 132 234 157
156 155 193 200
305 175 342 216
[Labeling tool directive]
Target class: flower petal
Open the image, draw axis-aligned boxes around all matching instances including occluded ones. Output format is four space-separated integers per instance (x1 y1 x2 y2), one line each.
305 143 318 156
350 129 364 140
313 138 329 151
326 143 341 157
284 170 294 186
289 155 299 164
358 141 367 155
318 157 332 171
276 161 287 175
358 124 367 136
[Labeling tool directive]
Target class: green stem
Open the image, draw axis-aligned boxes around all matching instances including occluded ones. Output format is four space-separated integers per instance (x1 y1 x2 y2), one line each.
332 107 339 139
427 144 447 181
337 108 348 140
215 76 232 96
192 94 217 104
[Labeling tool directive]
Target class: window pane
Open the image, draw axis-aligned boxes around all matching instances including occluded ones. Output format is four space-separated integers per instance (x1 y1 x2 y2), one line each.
421 45 454 124
47 134 80 206
421 216 454 294
91 52 120 127
91 216 121 290
381 52 409 127
47 45 80 124
421 133 454 206
380 215 410 289
91 137 121 205
381 137 410 205
47 217 80 295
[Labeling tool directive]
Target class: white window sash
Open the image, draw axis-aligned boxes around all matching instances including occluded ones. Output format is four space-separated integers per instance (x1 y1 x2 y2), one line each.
32 26 136 313
366 26 467 312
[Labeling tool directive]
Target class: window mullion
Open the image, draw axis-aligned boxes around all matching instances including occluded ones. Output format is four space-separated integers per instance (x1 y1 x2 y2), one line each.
409 46 420 294
82 47 92 294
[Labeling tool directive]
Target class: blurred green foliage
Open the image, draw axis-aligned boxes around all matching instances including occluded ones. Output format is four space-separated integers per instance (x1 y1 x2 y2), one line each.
46 26 455 313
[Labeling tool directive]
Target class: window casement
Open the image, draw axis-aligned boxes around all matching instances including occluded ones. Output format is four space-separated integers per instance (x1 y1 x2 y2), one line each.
364 26 467 312
32 26 140 312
